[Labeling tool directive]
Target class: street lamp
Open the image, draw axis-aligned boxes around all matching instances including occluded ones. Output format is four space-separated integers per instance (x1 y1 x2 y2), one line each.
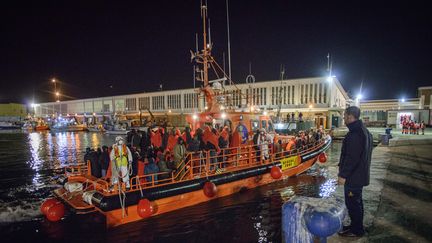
52 78 59 102
327 75 335 82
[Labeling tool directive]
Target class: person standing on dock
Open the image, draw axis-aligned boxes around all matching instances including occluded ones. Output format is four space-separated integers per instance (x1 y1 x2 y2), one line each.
420 121 425 135
338 106 373 237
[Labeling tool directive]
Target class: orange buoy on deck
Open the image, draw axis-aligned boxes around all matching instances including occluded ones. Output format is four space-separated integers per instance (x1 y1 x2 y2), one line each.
203 181 217 198
40 198 59 215
137 199 154 218
270 166 282 179
318 153 327 163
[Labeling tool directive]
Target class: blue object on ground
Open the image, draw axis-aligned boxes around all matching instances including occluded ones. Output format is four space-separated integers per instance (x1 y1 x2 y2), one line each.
282 196 346 243
282 200 313 243
380 134 389 145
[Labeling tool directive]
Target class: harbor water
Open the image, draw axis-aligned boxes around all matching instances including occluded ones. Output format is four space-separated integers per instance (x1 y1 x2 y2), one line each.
0 130 342 242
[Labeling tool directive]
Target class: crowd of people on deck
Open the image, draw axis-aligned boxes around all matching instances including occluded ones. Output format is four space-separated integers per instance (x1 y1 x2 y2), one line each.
400 115 426 135
82 124 326 186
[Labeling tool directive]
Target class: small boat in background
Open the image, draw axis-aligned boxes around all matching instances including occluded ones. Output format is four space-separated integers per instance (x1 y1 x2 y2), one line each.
50 117 87 132
87 124 105 132
105 127 128 135
21 120 50 131
21 121 34 131
35 124 49 131
104 122 128 135
0 121 21 130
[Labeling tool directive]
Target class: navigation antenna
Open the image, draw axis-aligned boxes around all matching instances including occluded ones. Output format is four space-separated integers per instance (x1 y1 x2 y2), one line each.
276 64 285 122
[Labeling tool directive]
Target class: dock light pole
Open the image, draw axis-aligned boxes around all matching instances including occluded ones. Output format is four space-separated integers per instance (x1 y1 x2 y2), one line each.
52 78 60 102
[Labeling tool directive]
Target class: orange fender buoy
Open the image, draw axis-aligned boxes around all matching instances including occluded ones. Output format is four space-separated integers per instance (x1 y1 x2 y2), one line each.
318 153 327 163
40 198 59 215
137 199 154 218
46 203 65 222
203 181 217 198
270 166 282 179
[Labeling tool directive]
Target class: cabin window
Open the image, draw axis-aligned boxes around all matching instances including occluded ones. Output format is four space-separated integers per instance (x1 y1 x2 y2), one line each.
268 121 274 132
224 119 232 131
261 120 267 131
251 119 259 132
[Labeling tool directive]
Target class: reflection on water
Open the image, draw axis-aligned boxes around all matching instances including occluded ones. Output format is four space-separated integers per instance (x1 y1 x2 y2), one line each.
0 131 342 242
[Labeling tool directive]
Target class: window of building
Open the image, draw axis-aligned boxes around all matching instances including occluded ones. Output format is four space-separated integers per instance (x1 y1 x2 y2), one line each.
152 96 165 110
167 94 181 109
305 84 308 103
271 87 275 105
184 93 198 109
323 83 327 103
309 84 313 103
300 85 304 104
139 97 150 110
125 98 137 111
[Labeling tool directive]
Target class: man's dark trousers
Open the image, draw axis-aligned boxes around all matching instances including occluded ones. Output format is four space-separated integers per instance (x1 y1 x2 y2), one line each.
344 185 365 235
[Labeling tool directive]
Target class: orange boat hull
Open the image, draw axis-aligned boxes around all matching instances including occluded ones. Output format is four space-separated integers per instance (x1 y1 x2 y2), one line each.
103 156 317 228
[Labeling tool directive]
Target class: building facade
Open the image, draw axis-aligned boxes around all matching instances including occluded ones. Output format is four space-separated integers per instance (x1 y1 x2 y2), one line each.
0 103 27 122
34 77 349 129
359 86 432 127
418 86 432 110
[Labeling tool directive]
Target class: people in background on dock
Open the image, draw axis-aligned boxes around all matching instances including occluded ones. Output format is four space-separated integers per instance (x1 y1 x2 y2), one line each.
338 106 373 237
420 121 425 135
110 136 132 189
400 115 423 135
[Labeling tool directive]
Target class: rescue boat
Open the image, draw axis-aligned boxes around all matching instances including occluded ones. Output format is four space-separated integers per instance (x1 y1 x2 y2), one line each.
42 2 331 228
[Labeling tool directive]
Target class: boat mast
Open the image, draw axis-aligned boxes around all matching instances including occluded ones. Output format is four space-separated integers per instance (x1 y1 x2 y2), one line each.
201 1 209 88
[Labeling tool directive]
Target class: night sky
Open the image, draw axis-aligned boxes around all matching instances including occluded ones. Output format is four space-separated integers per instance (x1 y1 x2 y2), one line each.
1 0 431 104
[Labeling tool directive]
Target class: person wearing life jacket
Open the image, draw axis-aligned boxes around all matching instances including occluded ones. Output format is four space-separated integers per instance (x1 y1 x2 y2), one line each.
167 128 178 152
173 137 187 180
151 128 162 148
110 136 133 189
258 129 270 161
285 136 296 152
217 126 230 168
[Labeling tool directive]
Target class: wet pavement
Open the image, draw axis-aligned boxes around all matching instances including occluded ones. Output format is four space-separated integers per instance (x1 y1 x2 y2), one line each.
328 136 432 243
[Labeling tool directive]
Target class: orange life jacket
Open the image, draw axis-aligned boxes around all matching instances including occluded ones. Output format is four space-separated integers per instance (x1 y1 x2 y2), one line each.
114 144 128 157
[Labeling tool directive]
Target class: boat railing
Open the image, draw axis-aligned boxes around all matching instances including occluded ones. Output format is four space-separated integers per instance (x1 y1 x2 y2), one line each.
62 136 329 194
173 135 329 182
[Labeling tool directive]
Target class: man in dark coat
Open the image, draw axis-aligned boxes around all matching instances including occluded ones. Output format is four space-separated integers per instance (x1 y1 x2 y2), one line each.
338 106 373 237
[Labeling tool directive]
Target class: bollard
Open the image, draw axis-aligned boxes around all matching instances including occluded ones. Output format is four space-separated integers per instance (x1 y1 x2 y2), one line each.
282 196 346 243
282 197 314 243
